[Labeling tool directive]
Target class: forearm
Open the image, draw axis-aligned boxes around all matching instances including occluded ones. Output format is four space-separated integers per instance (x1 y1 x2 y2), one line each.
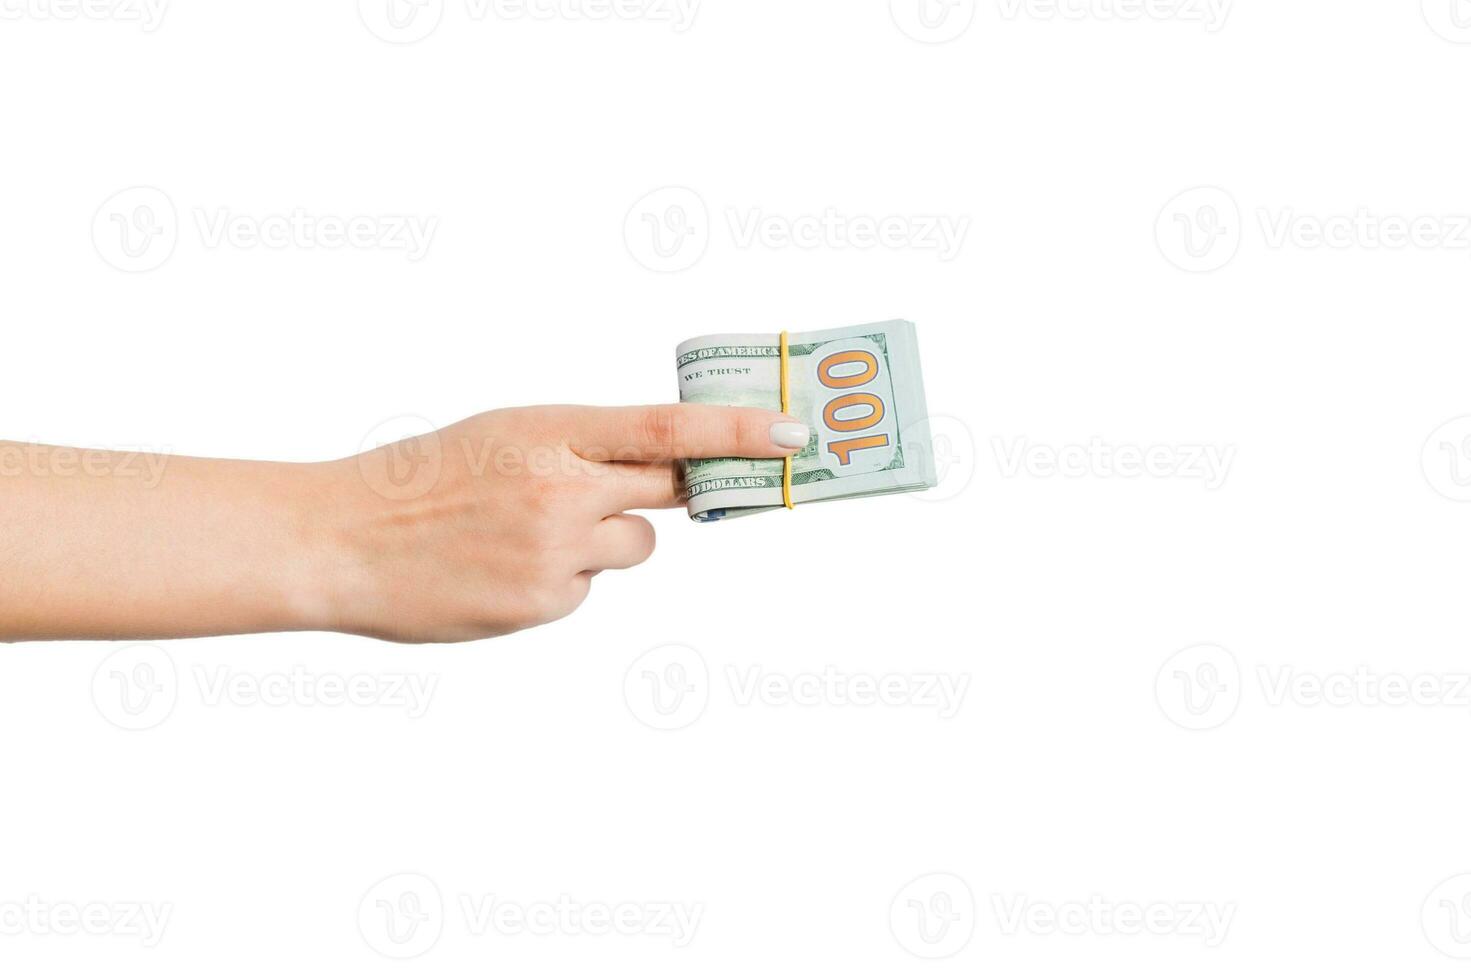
0 443 334 641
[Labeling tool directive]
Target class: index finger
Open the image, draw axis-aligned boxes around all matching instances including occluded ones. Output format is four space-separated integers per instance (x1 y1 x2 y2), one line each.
566 404 810 462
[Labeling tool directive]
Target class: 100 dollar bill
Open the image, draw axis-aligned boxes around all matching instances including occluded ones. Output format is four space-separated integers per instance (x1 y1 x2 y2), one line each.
676 320 936 521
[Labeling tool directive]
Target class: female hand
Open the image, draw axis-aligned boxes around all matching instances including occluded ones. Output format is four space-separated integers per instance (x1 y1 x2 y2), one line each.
0 404 809 643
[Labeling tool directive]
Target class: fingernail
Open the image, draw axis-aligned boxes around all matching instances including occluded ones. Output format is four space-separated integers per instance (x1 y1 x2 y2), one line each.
770 421 810 450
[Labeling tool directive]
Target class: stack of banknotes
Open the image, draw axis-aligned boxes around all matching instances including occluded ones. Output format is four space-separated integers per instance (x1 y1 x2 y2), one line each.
676 319 936 521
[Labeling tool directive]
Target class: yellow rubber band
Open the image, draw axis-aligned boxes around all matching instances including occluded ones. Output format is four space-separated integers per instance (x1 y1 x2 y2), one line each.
779 330 794 509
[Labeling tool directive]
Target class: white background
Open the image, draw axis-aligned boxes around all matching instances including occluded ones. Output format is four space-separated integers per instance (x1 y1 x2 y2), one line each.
4 0 1471 975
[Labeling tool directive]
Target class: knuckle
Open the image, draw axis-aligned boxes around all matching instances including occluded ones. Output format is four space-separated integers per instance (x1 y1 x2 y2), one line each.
639 406 680 457
733 412 763 452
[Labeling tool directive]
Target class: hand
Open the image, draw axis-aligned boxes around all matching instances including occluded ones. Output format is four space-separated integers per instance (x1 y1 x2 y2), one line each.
318 404 810 642
0 405 808 644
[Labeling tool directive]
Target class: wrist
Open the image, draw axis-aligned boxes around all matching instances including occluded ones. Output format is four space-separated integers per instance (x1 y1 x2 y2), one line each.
275 460 366 636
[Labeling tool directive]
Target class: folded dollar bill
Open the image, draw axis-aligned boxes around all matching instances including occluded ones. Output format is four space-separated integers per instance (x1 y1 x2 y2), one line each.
676 320 936 521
